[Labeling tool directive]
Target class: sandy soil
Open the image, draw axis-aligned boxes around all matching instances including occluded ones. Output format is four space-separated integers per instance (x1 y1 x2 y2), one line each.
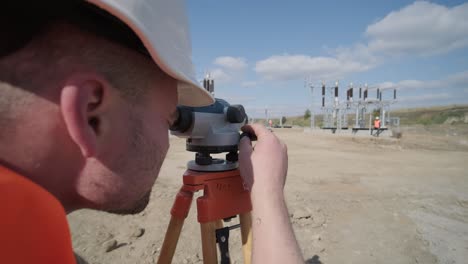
68 127 468 264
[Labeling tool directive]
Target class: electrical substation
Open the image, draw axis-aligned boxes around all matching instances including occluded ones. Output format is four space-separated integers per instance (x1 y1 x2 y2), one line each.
201 74 399 136
305 80 400 135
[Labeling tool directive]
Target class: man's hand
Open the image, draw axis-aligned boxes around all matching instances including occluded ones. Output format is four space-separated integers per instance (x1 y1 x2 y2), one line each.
238 124 304 264
239 124 288 198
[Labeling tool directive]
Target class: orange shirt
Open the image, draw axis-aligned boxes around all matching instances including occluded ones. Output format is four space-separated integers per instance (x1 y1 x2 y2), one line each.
0 166 76 264
374 120 381 128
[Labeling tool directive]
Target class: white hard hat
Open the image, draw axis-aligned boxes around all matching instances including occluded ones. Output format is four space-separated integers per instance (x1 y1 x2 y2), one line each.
376 116 380 120
86 0 214 107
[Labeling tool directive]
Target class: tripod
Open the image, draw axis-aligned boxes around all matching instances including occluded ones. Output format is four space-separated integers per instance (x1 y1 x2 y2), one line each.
157 159 253 264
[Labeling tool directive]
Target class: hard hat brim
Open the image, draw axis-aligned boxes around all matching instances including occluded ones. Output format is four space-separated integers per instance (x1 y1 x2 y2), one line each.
87 0 214 107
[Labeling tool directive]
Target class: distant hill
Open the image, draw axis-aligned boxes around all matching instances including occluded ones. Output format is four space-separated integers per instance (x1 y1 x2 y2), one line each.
252 104 468 127
392 105 468 125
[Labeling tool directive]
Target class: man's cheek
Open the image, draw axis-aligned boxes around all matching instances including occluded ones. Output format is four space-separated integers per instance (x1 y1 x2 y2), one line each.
153 118 170 152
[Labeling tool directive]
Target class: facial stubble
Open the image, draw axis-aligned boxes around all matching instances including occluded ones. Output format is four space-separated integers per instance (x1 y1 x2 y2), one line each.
108 110 167 215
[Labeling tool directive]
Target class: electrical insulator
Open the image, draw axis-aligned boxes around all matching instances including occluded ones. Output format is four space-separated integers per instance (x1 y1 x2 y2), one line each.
209 79 215 93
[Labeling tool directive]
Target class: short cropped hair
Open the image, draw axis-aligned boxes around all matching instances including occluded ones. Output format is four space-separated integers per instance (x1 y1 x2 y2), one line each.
0 0 159 136
1 1 149 60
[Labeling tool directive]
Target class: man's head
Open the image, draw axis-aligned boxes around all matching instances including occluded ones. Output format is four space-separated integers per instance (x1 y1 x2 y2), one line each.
0 2 184 214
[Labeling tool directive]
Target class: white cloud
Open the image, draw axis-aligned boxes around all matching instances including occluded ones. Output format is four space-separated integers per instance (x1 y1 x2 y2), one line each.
222 95 256 103
377 70 468 90
209 56 248 85
213 56 247 71
334 43 379 66
393 79 436 90
254 2 468 82
399 93 451 102
374 70 468 105
210 68 232 83
246 105 309 118
241 81 258 88
366 1 468 56
445 70 468 86
378 81 398 89
254 54 374 81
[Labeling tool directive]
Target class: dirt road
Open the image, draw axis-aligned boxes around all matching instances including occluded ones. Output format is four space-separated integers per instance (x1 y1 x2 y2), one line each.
69 127 468 264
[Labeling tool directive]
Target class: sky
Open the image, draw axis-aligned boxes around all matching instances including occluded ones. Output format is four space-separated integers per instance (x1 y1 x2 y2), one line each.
186 0 468 118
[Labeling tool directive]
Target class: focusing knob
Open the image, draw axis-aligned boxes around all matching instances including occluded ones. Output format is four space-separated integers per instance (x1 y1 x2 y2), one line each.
226 105 246 123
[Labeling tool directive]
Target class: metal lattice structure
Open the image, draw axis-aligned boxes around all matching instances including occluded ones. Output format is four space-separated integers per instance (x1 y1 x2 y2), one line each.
321 81 341 129
317 81 399 134
304 78 316 129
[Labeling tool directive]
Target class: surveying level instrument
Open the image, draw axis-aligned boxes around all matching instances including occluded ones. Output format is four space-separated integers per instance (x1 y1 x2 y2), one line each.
158 99 253 264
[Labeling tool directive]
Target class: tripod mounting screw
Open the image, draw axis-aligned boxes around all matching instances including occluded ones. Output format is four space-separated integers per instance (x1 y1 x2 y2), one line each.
226 152 238 162
195 153 212 165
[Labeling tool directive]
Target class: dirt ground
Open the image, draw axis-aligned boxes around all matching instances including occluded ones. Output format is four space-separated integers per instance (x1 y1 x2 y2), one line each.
68 126 468 264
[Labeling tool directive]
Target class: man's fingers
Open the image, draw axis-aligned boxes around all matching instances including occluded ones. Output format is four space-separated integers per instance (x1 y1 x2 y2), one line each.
241 124 271 141
239 136 253 156
238 136 254 190
239 136 253 172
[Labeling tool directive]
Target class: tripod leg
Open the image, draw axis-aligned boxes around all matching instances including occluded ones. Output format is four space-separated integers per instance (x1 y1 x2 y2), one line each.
201 222 218 264
157 217 185 264
158 188 193 264
215 219 224 230
239 212 253 264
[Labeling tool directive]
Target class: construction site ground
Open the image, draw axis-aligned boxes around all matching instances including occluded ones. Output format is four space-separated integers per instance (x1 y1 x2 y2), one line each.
69 125 468 264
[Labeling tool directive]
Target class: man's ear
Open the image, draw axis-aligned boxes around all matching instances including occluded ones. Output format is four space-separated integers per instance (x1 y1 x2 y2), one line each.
61 77 105 158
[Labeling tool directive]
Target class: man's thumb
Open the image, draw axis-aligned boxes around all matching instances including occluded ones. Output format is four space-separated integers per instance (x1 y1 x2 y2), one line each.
238 136 254 190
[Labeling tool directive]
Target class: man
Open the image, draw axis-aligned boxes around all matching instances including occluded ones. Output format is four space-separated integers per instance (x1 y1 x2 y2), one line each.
373 116 381 137
0 1 303 263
